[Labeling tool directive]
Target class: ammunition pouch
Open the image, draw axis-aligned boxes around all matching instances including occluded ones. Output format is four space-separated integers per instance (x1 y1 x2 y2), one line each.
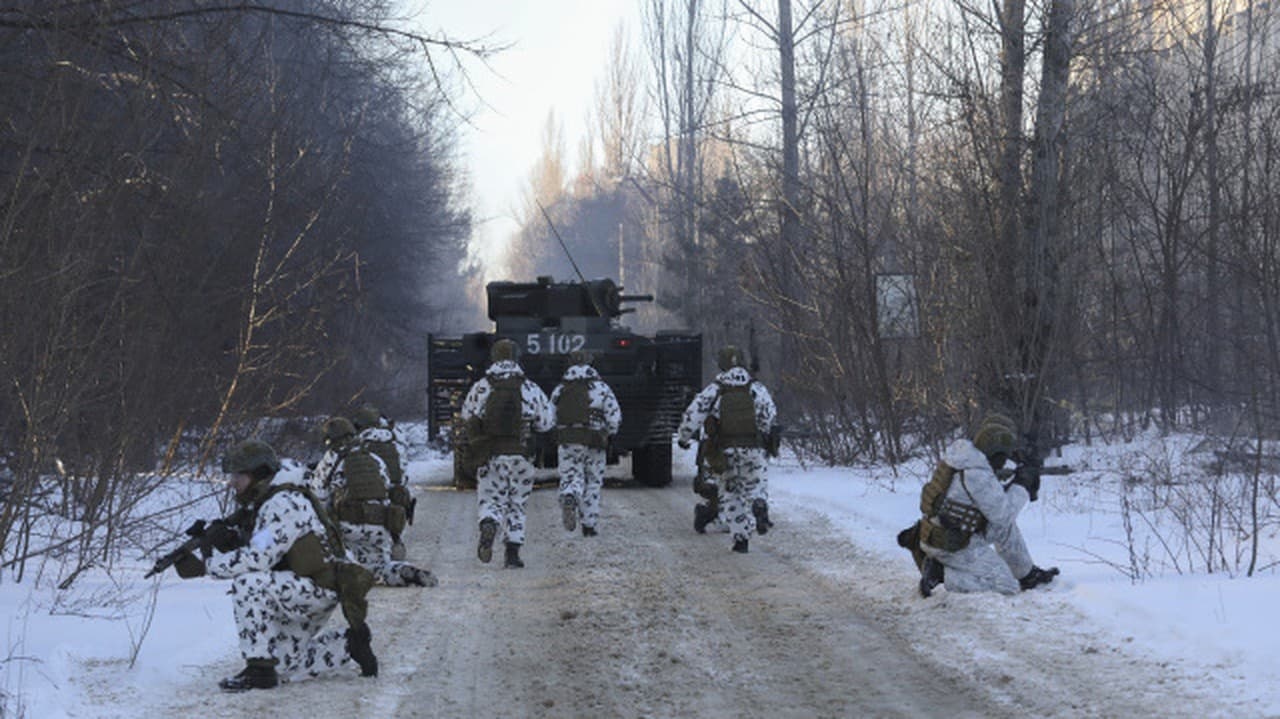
386 503 407 537
333 561 375 628
336 500 388 527
919 516 972 552
764 425 783 458
388 484 414 526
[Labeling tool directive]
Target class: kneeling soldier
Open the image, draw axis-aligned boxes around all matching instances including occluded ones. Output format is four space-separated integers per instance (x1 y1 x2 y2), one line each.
317 417 436 588
201 440 378 690
914 415 1059 596
353 405 414 560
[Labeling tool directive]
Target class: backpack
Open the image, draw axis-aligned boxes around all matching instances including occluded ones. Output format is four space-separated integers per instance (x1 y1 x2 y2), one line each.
556 379 607 448
482 376 526 455
717 382 760 448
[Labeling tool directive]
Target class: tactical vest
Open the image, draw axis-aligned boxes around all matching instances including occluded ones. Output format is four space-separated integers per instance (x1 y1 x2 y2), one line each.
716 382 761 449
333 447 394 527
482 376 527 456
556 378 607 448
918 463 987 552
254 483 374 628
365 438 403 486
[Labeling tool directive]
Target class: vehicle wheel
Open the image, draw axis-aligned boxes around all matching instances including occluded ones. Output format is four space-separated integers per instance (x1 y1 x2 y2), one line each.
632 443 673 487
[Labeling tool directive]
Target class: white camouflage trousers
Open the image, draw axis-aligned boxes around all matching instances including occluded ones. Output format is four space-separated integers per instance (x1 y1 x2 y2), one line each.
229 571 351 679
721 448 768 543
477 455 536 545
558 444 605 530
341 522 430 587
922 500 1035 595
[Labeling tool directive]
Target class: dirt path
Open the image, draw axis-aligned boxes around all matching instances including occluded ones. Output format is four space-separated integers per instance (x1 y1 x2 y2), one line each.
123 459 1231 719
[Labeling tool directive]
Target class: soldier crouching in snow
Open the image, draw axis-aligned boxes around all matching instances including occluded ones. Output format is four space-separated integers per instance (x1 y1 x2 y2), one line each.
187 440 379 690
352 405 414 561
909 415 1059 596
461 338 555 568
550 349 622 536
315 417 436 588
676 345 778 554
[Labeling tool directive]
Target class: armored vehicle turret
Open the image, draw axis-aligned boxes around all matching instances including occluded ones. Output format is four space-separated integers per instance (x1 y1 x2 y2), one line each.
428 276 702 487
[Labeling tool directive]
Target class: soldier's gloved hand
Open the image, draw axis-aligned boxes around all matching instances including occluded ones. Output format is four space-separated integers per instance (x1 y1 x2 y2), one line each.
174 551 207 579
1009 465 1040 502
677 437 692 450
201 520 242 557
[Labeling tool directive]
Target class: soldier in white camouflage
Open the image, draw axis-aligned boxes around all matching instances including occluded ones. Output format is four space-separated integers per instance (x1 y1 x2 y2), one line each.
677 345 778 554
550 350 622 536
914 415 1059 596
352 405 414 560
192 440 379 690
316 417 436 588
460 339 555 568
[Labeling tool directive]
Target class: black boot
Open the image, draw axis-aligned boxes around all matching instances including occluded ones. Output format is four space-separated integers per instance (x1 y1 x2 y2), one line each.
581 526 597 537
561 494 578 531
732 538 749 554
751 498 773 535
1019 565 1060 591
345 622 378 677
694 503 714 534
918 557 945 598
218 658 279 691
504 542 524 568
477 518 498 563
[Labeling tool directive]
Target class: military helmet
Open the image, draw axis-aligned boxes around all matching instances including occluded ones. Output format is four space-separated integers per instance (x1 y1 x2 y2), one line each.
569 349 594 366
221 439 281 475
981 412 1017 433
490 338 519 363
717 345 744 371
322 416 357 443
353 404 381 431
973 423 1016 460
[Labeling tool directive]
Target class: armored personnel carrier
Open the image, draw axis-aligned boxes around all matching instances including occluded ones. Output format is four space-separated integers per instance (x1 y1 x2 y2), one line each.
428 277 702 488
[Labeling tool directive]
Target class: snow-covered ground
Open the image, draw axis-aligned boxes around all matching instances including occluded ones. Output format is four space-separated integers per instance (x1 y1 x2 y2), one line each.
1 429 1277 717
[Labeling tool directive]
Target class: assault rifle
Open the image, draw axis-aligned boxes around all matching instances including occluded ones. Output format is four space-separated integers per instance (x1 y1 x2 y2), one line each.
144 511 248 579
994 464 1074 482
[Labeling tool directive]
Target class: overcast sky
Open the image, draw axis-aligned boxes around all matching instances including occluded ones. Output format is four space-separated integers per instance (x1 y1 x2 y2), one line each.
417 1 643 278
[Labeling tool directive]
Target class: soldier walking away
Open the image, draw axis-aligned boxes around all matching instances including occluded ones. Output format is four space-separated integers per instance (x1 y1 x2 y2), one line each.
316 417 437 587
460 338 554 568
180 440 379 690
550 350 622 536
677 345 779 554
353 405 414 561
908 414 1059 596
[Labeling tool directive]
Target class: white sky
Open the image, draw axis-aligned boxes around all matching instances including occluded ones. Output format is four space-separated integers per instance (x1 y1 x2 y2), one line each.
415 1 644 279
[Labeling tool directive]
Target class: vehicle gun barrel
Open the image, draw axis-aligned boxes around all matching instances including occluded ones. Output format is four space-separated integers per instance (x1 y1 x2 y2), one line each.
619 294 654 303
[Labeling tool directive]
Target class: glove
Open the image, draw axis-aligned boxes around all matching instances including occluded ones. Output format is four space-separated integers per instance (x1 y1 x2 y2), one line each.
1009 465 1040 502
174 552 207 579
677 437 692 450
200 520 242 558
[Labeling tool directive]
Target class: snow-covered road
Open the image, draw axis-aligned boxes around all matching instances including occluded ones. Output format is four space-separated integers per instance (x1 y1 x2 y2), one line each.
70 455 1248 718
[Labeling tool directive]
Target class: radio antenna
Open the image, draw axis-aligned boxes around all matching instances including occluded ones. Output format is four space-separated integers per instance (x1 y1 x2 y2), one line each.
538 200 605 317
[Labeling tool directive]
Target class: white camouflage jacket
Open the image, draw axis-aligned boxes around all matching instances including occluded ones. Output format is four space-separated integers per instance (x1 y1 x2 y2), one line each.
549 364 622 436
939 438 1029 545
676 367 778 446
207 466 338 579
